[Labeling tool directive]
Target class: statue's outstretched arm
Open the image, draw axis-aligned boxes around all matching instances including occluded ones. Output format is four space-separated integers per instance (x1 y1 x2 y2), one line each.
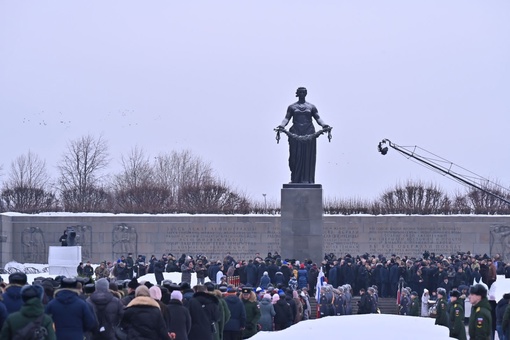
278 107 293 128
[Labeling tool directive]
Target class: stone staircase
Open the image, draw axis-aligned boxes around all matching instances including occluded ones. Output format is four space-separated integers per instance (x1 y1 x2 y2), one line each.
309 296 398 318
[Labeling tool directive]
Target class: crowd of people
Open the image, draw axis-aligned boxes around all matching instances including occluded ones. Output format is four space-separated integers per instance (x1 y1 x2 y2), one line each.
0 249 509 339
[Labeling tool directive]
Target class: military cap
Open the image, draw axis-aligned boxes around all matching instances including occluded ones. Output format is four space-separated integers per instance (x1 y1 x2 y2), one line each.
60 277 78 289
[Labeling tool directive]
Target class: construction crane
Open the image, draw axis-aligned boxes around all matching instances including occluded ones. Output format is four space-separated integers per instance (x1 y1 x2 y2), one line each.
377 139 510 205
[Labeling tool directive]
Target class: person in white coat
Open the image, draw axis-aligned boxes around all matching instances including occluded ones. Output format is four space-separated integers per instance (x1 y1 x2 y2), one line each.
421 288 430 317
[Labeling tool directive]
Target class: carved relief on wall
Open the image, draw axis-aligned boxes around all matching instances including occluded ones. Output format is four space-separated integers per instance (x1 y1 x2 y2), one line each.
112 224 137 260
490 225 510 261
71 225 92 261
21 227 46 263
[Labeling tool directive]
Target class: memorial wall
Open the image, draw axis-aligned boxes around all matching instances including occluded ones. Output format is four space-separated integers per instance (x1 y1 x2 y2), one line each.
0 213 509 265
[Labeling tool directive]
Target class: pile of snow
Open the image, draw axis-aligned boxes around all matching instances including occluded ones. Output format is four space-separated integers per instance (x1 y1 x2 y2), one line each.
251 314 454 340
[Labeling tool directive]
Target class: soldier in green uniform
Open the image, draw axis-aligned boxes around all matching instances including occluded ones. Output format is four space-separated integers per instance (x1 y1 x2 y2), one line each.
409 291 421 316
241 287 260 339
468 283 492 340
435 288 449 327
448 290 467 340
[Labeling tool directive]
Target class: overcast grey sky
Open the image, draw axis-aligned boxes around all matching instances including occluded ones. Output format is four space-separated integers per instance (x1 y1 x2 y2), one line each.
1 1 509 204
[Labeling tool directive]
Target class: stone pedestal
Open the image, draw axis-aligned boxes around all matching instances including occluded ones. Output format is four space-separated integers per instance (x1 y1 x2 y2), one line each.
281 184 323 264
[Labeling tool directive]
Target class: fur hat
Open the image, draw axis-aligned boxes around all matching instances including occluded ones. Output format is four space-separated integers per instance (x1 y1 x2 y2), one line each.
128 278 139 290
9 272 27 285
450 290 461 298
437 288 446 297
470 284 487 298
21 284 44 303
171 290 183 301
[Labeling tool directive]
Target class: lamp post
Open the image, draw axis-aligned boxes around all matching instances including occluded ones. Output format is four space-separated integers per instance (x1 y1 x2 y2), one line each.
262 194 267 214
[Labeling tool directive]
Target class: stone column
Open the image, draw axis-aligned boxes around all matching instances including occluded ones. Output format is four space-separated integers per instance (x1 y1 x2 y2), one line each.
280 184 324 264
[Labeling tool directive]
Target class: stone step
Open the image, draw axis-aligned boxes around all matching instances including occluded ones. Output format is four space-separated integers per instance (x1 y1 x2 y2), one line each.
308 296 398 317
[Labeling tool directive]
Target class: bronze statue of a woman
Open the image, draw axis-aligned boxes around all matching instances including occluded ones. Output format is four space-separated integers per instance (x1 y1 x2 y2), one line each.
276 87 332 184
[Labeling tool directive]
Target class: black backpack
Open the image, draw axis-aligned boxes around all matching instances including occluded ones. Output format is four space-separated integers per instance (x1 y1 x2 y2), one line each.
12 314 48 340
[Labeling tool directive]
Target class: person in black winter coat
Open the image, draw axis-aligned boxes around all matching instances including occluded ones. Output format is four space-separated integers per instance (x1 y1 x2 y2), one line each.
120 285 170 340
154 259 166 285
187 286 220 340
496 293 510 340
223 289 246 340
358 288 373 315
267 261 279 284
245 260 258 287
284 290 297 322
86 278 124 340
209 262 221 283
167 290 191 340
273 294 292 330
280 263 292 287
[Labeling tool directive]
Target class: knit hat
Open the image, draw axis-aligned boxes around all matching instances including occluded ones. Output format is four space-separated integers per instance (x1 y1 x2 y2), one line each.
135 285 150 297
149 286 162 301
21 284 44 303
263 293 271 300
272 294 280 303
171 290 183 301
95 278 109 293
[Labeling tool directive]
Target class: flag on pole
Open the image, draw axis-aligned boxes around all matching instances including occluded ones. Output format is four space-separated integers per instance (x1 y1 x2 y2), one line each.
315 267 325 302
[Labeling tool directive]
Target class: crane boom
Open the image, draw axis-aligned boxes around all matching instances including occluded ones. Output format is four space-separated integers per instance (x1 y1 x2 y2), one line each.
377 139 510 205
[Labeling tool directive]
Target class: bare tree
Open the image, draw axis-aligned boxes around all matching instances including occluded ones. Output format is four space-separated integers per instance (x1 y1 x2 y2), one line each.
378 180 451 214
57 135 111 212
113 147 172 213
153 150 214 208
1 151 57 213
464 184 510 215
179 179 250 214
324 197 374 215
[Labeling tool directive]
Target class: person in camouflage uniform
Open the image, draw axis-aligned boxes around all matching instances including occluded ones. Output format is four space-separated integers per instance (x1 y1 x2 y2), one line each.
468 283 492 340
448 290 467 340
409 291 420 316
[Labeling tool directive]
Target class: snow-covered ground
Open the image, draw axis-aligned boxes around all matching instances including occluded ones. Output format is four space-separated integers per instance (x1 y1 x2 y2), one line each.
251 314 453 340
